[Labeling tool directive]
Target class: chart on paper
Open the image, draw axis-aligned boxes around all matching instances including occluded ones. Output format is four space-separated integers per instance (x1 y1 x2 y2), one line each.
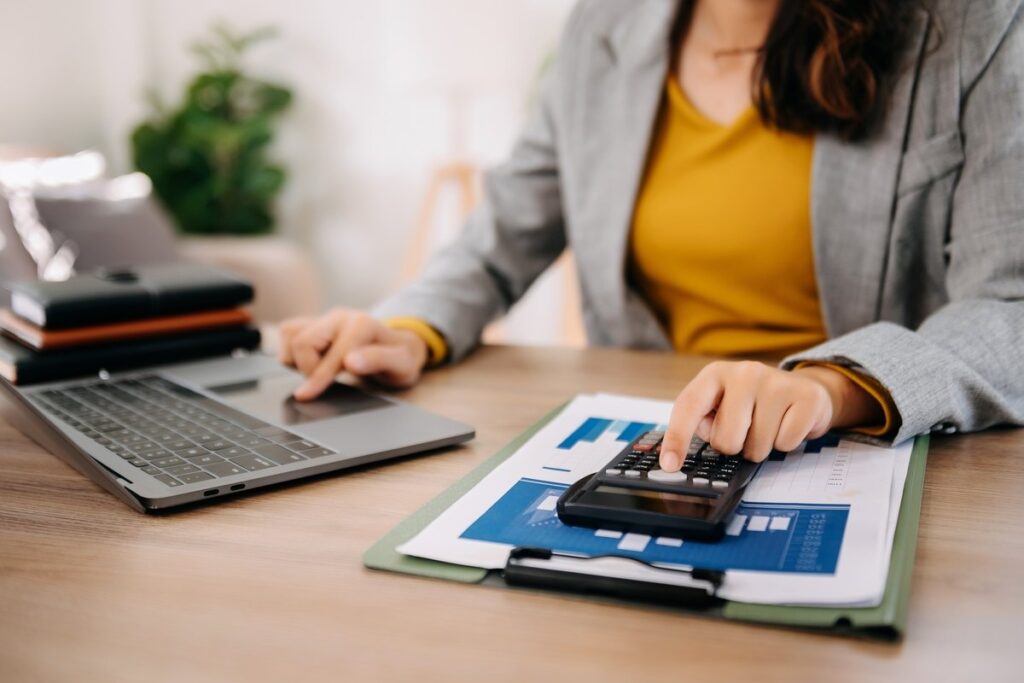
557 418 666 450
537 417 667 476
744 434 877 501
398 393 908 605
461 478 849 574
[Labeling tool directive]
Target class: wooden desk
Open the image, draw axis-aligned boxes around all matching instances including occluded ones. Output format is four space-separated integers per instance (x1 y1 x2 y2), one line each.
1 346 1022 682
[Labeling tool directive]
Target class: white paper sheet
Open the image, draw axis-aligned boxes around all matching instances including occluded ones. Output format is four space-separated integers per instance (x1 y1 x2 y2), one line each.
399 394 913 606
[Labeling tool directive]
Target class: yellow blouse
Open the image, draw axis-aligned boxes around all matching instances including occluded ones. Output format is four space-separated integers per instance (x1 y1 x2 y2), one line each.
630 77 827 356
391 77 895 436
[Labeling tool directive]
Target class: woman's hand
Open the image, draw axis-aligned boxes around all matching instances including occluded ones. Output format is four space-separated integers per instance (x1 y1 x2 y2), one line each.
278 309 429 401
659 361 884 470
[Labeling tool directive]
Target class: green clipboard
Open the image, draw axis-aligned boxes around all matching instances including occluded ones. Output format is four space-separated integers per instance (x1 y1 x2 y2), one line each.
364 404 929 640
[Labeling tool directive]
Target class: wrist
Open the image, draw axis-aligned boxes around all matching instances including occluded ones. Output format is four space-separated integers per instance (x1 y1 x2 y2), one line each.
793 366 883 429
382 317 448 366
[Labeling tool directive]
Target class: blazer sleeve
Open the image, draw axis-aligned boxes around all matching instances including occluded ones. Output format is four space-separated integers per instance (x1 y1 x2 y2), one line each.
781 8 1024 445
372 14 585 362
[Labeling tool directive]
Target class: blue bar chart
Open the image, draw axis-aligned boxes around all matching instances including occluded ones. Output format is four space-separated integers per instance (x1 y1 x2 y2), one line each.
461 478 849 574
557 417 664 450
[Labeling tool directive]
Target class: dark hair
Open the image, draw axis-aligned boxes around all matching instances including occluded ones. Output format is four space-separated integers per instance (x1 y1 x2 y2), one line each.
682 1 919 139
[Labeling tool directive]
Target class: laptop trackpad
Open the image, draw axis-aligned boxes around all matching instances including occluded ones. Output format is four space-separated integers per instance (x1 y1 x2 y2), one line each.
208 374 390 426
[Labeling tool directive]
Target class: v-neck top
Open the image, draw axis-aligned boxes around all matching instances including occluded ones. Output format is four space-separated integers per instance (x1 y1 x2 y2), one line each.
630 77 827 356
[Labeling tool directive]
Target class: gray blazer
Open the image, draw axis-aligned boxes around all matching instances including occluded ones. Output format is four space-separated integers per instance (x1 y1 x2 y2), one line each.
375 0 1024 445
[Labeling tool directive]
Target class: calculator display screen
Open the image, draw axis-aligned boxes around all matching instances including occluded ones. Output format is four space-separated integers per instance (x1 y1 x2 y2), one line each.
583 485 716 520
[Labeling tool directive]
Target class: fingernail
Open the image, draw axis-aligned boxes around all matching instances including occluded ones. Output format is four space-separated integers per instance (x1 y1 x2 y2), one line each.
346 352 368 373
660 450 681 472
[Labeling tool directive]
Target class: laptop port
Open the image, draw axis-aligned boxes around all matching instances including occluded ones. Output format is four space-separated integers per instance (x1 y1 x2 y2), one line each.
230 484 245 491
204 489 219 497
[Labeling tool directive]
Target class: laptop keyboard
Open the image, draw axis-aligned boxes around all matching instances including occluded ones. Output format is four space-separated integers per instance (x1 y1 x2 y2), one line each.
31 376 337 488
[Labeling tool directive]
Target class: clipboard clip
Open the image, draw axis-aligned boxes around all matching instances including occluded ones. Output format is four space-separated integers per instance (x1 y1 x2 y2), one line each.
503 547 725 609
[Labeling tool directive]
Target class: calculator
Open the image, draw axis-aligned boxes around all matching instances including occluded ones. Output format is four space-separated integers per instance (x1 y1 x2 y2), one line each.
556 430 762 541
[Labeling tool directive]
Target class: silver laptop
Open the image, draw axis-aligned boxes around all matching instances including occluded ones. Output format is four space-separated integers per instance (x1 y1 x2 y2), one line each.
0 352 474 512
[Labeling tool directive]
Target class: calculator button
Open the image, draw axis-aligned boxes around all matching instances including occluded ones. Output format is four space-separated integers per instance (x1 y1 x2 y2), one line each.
691 476 710 486
605 468 623 476
647 470 687 483
711 480 729 489
623 470 642 478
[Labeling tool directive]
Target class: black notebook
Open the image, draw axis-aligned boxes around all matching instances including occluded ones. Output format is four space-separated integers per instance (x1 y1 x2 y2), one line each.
6 264 254 329
0 326 261 385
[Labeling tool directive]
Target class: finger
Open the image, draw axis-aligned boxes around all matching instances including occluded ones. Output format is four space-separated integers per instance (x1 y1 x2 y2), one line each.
775 399 828 451
661 370 724 472
742 391 792 462
294 316 380 400
346 345 421 387
708 381 757 456
806 404 833 440
292 315 344 378
695 413 714 442
278 317 312 366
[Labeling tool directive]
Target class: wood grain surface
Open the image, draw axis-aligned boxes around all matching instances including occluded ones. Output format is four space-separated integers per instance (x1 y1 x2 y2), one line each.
1 345 1022 683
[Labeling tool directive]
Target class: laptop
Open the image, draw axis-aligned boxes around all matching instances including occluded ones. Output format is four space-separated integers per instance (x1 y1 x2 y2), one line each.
0 351 474 512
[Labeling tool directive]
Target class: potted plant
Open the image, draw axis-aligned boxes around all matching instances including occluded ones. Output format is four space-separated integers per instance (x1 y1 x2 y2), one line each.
131 24 319 322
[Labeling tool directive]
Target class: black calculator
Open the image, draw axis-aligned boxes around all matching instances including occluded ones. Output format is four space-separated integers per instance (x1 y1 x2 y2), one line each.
556 430 762 541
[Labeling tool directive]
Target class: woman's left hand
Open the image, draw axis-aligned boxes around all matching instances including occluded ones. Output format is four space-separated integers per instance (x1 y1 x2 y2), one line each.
659 361 884 470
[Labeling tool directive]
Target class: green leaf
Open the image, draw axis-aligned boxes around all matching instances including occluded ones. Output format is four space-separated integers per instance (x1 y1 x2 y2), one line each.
130 20 290 235
259 84 292 114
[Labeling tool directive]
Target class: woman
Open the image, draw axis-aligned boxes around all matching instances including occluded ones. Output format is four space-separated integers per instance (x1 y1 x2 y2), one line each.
280 0 1024 470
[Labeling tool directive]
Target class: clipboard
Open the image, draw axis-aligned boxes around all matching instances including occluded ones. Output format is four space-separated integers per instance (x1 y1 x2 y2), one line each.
363 404 929 640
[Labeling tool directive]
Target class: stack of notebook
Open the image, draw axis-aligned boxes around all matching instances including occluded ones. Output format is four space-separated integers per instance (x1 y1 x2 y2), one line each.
0 264 261 385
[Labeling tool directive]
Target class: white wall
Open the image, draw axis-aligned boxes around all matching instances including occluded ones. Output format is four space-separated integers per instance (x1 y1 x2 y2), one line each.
1 0 578 344
0 2 105 154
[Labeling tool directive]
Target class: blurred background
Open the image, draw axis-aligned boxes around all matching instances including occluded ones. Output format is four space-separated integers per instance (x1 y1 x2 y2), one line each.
0 0 583 346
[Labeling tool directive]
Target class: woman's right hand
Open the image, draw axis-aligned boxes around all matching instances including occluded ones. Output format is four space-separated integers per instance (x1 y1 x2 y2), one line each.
278 308 430 401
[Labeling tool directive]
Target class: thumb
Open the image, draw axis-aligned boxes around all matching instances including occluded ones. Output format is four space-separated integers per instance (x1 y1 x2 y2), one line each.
345 345 421 387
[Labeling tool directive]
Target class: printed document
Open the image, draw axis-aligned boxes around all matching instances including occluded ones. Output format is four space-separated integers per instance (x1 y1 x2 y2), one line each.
399 393 912 606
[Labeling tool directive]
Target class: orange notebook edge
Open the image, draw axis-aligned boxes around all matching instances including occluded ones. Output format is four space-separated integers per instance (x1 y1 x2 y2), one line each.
0 308 253 351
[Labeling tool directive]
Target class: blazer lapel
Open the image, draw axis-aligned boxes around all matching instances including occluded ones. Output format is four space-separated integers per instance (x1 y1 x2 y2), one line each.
575 0 680 348
811 10 931 337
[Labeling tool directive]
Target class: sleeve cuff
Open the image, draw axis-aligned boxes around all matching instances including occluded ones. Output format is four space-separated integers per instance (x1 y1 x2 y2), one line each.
383 317 449 367
793 361 898 437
